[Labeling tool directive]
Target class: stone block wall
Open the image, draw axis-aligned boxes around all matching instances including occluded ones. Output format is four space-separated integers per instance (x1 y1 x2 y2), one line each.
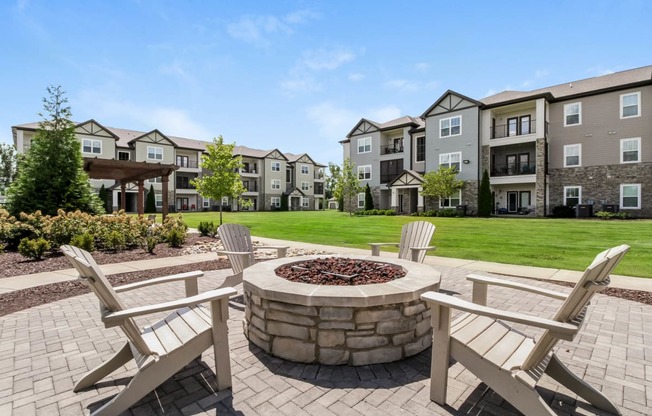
243 291 433 366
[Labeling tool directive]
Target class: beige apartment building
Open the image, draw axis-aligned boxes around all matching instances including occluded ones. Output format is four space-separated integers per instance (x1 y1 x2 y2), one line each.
11 121 326 214
342 65 652 217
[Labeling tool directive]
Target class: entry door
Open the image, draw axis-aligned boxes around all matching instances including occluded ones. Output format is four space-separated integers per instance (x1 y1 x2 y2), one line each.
176 197 189 211
506 154 517 175
507 192 518 212
398 194 404 213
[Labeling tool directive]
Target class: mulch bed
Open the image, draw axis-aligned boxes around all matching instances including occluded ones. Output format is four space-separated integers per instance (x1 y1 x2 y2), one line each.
276 257 406 285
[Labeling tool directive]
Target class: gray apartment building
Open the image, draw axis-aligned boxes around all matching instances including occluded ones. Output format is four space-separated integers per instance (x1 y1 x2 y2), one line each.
11 121 326 214
342 65 652 217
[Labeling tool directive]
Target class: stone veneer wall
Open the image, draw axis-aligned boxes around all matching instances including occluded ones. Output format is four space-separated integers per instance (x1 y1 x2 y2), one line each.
548 162 652 218
535 138 547 217
243 292 432 366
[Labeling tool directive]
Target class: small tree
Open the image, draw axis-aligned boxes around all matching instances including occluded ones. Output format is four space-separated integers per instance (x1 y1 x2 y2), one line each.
98 184 109 212
145 184 156 213
420 166 464 208
364 183 374 210
477 170 492 217
0 143 16 195
7 86 104 216
191 136 246 225
280 194 289 211
332 158 362 216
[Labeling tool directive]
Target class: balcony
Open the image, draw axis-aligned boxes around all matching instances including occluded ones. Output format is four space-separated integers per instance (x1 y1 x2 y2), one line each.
176 160 199 169
491 119 536 139
380 144 404 155
491 161 536 177
314 171 325 180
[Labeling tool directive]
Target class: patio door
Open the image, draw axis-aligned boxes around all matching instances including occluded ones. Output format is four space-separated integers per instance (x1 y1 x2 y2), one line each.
176 197 188 211
507 192 518 213
506 154 517 175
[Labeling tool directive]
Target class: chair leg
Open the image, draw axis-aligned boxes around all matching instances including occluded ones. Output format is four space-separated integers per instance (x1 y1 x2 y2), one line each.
74 342 133 392
545 354 621 415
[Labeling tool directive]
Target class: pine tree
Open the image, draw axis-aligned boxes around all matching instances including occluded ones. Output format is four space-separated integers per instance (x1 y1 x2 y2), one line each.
364 183 374 210
7 86 104 216
477 170 492 217
98 184 109 213
145 185 157 213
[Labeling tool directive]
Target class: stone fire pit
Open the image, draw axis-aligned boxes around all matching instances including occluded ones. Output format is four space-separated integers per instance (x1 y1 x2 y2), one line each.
242 255 441 366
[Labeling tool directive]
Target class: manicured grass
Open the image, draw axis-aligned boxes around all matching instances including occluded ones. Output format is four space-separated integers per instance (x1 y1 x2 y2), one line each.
176 210 652 278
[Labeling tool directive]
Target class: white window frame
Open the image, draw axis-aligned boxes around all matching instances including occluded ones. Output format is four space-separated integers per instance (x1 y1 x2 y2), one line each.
155 194 162 208
563 186 581 207
203 198 210 208
271 197 281 208
358 165 371 180
82 139 102 154
439 189 461 208
357 137 371 154
271 179 281 190
439 116 462 138
563 144 582 167
357 193 365 208
620 92 641 119
301 181 310 191
221 196 229 206
620 138 641 164
620 184 641 209
563 102 582 126
301 197 309 207
439 152 462 172
147 146 163 160
301 164 309 175
271 161 281 172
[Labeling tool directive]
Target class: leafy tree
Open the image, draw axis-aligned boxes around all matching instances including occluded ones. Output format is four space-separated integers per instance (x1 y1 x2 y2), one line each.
145 184 157 213
190 136 246 225
477 170 492 217
332 158 362 216
7 86 104 216
97 184 109 213
0 143 16 195
325 162 341 196
420 166 464 208
364 183 374 210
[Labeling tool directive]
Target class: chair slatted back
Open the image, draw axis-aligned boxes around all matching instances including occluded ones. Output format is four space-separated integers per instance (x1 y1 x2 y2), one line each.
397 221 436 263
60 245 152 356
520 244 629 370
218 223 256 275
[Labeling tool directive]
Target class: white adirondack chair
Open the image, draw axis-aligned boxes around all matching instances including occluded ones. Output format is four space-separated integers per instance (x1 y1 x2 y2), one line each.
61 245 236 416
216 223 289 289
369 221 436 263
421 244 629 415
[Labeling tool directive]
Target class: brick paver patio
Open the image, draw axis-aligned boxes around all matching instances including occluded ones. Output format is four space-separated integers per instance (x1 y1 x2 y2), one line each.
1 264 650 415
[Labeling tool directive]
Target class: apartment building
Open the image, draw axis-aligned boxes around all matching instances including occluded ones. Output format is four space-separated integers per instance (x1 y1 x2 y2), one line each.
11 120 326 213
342 65 652 217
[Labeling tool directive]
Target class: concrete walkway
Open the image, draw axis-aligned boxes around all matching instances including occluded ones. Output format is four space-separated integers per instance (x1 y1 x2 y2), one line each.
1 237 650 294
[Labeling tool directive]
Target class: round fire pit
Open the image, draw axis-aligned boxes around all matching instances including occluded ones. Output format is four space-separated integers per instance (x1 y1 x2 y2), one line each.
242 255 441 366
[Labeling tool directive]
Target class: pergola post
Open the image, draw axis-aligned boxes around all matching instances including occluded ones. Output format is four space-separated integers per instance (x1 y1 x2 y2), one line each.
162 175 170 221
137 180 145 217
120 183 126 211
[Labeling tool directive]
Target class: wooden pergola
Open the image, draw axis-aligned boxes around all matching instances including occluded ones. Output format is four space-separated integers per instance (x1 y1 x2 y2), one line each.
82 157 178 220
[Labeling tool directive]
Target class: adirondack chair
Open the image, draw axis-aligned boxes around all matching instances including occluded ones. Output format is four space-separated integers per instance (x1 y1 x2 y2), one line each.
216 223 289 289
60 245 236 416
421 244 629 415
368 221 436 263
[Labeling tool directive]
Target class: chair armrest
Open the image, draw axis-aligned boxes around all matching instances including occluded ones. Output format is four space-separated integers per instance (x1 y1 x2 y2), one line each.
253 246 289 257
368 243 399 256
114 271 203 293
407 246 437 262
467 273 568 305
420 291 577 339
102 287 237 327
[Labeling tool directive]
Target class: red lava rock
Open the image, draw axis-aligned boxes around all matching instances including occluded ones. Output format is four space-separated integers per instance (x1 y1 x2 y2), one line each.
275 257 406 286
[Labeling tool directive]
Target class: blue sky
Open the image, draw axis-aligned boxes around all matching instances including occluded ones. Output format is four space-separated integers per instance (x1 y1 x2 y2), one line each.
2 0 651 164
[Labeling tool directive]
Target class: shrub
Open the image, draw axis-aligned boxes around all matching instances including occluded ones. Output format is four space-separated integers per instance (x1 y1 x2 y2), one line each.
143 236 158 254
18 237 51 260
167 228 186 248
105 231 126 252
437 208 458 217
384 209 396 216
552 205 576 218
198 221 217 237
70 232 95 252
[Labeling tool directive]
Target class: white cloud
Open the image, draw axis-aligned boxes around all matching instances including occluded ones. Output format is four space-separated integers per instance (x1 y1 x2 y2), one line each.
348 73 364 82
226 10 319 46
382 79 418 92
534 69 549 78
587 65 624 76
301 48 355 71
415 62 430 73
280 77 322 94
159 61 193 83
284 9 320 24
368 105 402 122
306 102 358 139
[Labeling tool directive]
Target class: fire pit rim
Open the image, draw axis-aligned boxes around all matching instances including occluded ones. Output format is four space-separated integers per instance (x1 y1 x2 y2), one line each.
242 254 441 308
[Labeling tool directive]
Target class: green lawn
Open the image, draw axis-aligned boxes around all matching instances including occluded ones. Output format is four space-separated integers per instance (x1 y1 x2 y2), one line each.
175 210 652 278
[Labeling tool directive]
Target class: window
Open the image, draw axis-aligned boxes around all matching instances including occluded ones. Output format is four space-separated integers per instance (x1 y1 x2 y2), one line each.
380 159 403 183
439 152 461 172
507 117 518 136
203 198 210 208
176 155 189 167
358 137 371 153
564 102 581 126
621 138 641 163
271 179 281 190
440 190 461 208
301 181 310 191
271 161 281 172
621 184 641 209
564 186 581 207
620 92 640 118
564 144 581 167
302 197 309 208
440 116 461 138
301 165 309 175
82 139 101 154
221 197 229 206
155 194 162 208
147 146 163 160
357 193 365 208
271 197 281 208
118 151 130 161
416 136 425 162
358 165 371 180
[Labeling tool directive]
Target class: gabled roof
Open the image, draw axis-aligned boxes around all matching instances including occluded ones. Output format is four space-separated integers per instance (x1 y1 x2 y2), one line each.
75 119 120 140
129 129 178 148
421 90 482 118
388 170 424 187
233 145 274 159
345 118 382 138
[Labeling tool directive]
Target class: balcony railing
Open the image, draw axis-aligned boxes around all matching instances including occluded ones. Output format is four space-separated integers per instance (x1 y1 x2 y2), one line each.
491 162 536 177
314 171 324 180
380 144 404 154
176 184 196 190
491 119 536 139
176 160 199 168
